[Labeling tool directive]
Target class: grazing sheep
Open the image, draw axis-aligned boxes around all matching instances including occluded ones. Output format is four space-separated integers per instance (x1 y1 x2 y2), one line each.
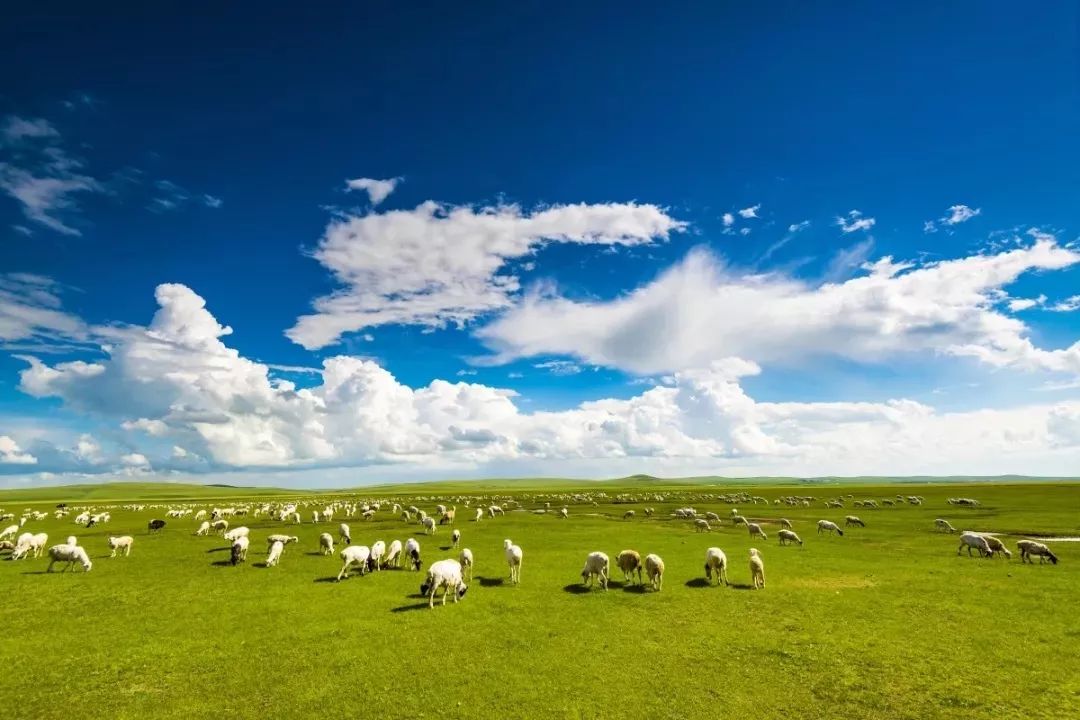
558 508 568 519
616 550 643 585
504 538 524 584
195 521 211 536
223 527 249 542
440 507 457 525
148 519 167 533
339 523 351 545
337 545 372 580
780 519 793 529
958 531 992 558
581 551 610 590
194 510 207 521
230 536 250 565
266 540 285 567
386 539 403 568
645 554 664 591
694 519 711 533
817 520 843 536
459 548 474 581
319 533 335 555
404 538 422 571
370 540 386 570
66 535 78 546
420 559 468 608
980 535 1012 559
845 516 865 528
291 512 302 524
451 529 461 548
705 511 721 522
422 517 437 535
488 505 505 518
210 519 228 535
778 529 803 546
623 510 636 520
266 534 299 546
107 535 133 557
731 515 748 527
748 522 768 540
1017 540 1058 565
474 508 484 522
935 519 957 533
0 540 14 553
704 547 729 587
47 544 92 573
749 548 765 589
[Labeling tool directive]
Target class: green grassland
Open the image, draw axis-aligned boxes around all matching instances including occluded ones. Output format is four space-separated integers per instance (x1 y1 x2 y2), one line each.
1 480 1078 719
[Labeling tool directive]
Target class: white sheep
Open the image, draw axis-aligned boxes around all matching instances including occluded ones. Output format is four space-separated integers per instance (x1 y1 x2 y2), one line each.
623 510 636 520
780 518 793 529
291 512 301 524
747 522 768 540
47 544 92 572
474 508 484 522
370 540 387 570
319 533 335 555
386 539 403 568
704 547 729 586
778 529 803 546
337 545 371 580
223 526 249 542
731 515 748 527
211 519 229 535
404 538 422 571
558 507 568 519
195 521 211 536
982 534 1012 559
338 522 351 545
230 536 250 565
266 540 285 567
958 531 992 558
452 529 461 548
749 548 765 589
266 534 299 546
108 535 133 557
817 520 844 536
845 516 865 528
422 516 437 535
0 524 18 541
504 538 523 584
1017 540 1058 565
581 551 610 590
459 548 474 581
645 553 664 591
934 519 957 533
694 519 711 533
420 559 468 608
193 510 207 521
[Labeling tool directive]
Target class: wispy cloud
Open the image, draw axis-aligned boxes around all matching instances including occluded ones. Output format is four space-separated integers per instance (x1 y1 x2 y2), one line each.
1049 295 1080 313
534 359 582 375
203 194 223 209
925 204 981 233
788 220 810 233
835 210 875 234
738 204 761 219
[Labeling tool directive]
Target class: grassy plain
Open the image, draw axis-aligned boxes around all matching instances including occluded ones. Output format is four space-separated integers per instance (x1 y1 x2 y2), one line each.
1 480 1077 719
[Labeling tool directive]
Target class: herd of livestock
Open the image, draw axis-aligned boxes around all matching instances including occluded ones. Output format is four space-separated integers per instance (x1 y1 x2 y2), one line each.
0 489 1063 608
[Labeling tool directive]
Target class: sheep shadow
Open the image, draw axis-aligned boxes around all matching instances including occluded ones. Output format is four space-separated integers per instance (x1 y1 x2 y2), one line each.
205 547 229 554
729 583 756 591
477 576 504 587
391 602 430 613
684 577 711 588
210 560 235 567
21 570 52 575
439 545 453 551
305 552 325 557
621 583 648 594
313 576 339 583
562 583 594 594
252 562 269 568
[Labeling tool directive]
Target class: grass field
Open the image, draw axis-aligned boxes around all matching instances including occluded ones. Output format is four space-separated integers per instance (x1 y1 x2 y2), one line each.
2 480 1078 719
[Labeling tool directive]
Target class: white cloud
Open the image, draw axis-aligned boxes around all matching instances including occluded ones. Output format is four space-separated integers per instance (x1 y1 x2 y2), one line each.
943 204 981 226
203 194 223 209
287 200 686 349
1008 295 1046 312
477 236 1080 376
344 177 401 206
0 274 88 345
788 220 810 233
738 204 760 219
823 238 874 281
836 210 875 234
0 116 103 235
120 452 149 467
0 436 36 464
924 220 938 234
534 360 582 376
1049 295 1080 313
722 213 735 227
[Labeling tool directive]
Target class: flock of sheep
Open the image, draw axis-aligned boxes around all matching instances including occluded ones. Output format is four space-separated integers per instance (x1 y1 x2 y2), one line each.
0 489 1064 609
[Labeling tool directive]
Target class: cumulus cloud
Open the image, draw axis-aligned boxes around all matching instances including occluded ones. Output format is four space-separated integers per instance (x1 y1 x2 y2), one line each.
836 210 875 234
0 436 36 464
344 176 401 206
287 200 687 349
1049 295 1080 313
477 236 1080 376
738 204 761 219
722 212 735 227
1008 295 1046 312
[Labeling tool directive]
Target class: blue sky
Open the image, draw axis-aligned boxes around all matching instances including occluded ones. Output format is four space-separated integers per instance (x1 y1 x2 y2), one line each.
2 3 1080 486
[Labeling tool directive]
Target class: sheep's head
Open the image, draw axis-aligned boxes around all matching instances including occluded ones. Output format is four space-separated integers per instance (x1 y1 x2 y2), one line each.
420 581 430 596
1048 552 1059 565
457 584 468 599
